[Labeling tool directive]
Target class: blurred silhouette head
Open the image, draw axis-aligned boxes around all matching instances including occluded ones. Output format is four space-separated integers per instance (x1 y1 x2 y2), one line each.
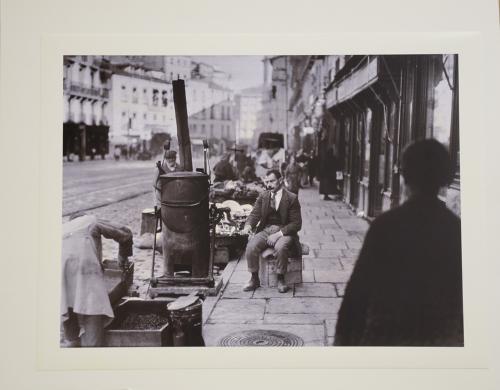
402 139 452 197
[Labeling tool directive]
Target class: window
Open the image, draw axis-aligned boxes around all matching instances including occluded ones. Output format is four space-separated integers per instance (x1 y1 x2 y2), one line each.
210 124 213 137
163 115 166 123
153 114 157 121
201 124 206 135
143 113 147 120
152 89 159 106
271 85 277 99
121 85 127 101
132 86 138 103
142 88 148 104
193 124 197 132
162 90 168 107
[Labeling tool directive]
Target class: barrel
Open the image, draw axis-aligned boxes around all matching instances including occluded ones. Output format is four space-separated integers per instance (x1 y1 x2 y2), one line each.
167 298 204 346
159 171 210 278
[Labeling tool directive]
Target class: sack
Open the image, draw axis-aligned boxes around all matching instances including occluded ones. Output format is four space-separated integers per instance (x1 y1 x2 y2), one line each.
135 232 162 252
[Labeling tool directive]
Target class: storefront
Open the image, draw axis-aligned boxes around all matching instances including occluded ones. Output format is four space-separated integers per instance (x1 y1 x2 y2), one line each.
325 55 460 218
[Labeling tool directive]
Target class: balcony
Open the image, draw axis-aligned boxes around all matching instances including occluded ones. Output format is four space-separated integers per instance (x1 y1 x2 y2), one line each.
66 81 108 100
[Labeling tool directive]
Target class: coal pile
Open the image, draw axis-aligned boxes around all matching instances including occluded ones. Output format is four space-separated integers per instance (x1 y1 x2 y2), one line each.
117 313 169 330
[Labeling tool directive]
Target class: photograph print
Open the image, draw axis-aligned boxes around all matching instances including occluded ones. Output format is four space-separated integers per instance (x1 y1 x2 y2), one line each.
61 54 463 347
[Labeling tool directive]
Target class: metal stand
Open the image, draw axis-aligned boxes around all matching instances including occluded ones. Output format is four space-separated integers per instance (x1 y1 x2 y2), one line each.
148 204 225 298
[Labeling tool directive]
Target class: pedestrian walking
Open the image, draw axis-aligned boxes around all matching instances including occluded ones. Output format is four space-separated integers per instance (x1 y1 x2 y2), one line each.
334 139 463 346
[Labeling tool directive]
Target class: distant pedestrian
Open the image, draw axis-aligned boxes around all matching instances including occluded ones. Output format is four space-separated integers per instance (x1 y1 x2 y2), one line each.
284 154 301 194
122 146 128 160
319 148 338 200
113 146 121 161
334 139 463 346
308 154 317 186
100 146 106 160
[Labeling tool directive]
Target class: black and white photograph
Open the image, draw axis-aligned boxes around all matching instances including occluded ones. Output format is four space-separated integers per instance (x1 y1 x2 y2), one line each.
61 54 463 348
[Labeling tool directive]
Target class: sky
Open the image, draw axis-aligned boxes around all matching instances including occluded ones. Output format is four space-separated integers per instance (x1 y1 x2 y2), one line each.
191 56 264 92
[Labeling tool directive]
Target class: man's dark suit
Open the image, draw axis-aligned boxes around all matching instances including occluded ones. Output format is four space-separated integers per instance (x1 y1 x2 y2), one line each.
245 188 302 275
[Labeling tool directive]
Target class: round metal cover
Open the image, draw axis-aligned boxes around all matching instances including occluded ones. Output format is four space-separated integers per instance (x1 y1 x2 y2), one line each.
218 329 304 347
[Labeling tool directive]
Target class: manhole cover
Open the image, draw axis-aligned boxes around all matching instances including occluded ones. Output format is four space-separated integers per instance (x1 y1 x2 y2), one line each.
218 329 304 347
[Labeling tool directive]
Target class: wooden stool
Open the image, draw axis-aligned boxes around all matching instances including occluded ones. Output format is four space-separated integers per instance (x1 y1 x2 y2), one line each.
258 248 303 288
140 208 157 235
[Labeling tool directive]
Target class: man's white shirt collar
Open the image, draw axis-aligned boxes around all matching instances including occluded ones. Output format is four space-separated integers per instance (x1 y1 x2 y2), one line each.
271 188 283 209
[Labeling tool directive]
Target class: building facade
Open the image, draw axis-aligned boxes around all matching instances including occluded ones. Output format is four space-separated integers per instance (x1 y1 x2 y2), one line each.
63 55 112 160
257 56 293 149
234 86 263 145
163 56 192 82
108 62 176 153
287 54 460 217
186 64 236 154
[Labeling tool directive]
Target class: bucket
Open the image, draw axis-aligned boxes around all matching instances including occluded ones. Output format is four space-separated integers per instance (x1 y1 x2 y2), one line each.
167 296 204 347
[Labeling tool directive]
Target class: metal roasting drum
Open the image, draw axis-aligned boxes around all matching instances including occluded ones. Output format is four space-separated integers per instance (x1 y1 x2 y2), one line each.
159 171 210 278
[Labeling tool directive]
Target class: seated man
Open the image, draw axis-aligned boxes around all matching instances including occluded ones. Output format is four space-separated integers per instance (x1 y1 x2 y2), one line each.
242 169 302 293
61 213 133 347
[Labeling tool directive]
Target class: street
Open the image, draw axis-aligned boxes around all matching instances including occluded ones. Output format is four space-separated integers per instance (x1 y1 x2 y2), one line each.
62 160 369 346
63 159 156 217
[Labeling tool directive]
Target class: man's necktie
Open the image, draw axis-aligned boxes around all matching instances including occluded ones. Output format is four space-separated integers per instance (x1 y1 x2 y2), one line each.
270 192 276 210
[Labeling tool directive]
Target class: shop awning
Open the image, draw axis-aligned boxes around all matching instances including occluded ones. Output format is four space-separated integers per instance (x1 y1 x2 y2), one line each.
325 56 379 108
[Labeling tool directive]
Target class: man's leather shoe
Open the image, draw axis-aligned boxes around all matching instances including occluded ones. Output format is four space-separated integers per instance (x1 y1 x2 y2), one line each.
277 278 289 293
243 277 260 291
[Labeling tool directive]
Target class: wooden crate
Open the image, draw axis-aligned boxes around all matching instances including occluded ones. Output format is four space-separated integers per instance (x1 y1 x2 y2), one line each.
105 299 173 347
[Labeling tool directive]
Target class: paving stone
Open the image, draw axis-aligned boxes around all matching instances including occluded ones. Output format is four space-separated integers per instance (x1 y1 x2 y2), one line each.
264 313 335 325
320 223 338 229
314 269 353 283
325 319 337 337
202 323 325 346
267 297 341 315
334 283 347 297
202 296 219 324
304 258 343 271
252 286 293 298
208 299 266 323
222 283 254 299
342 248 360 257
302 270 315 282
228 270 252 284
346 241 362 249
320 241 348 250
314 249 344 258
294 283 337 298
339 257 358 268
